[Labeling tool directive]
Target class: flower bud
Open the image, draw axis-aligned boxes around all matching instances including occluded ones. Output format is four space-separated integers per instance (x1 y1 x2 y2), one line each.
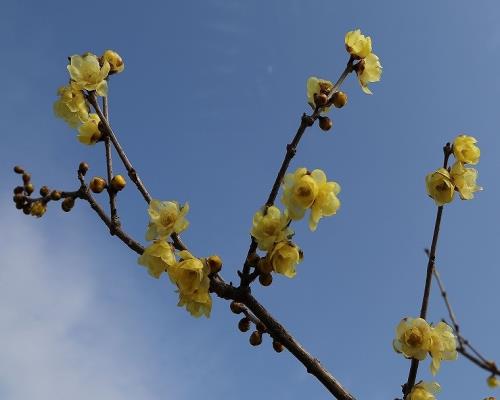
257 258 273 274
24 183 34 195
39 186 50 197
22 173 31 184
14 186 24 194
102 50 124 74
13 193 25 204
249 331 262 346
319 116 333 131
302 115 315 127
50 191 62 201
79 162 89 175
314 93 328 107
246 252 260 267
30 201 46 218
238 317 251 332
272 340 284 353
207 255 223 274
89 177 107 193
259 273 273 287
22 203 32 215
61 197 75 212
331 91 347 108
230 301 244 315
110 175 127 192
14 166 24 174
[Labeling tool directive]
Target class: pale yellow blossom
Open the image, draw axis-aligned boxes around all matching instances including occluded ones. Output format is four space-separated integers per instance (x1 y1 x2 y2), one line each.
356 53 382 94
450 161 482 200
407 381 441 400
393 317 432 361
345 29 372 59
306 76 334 111
453 135 480 165
281 168 319 221
146 199 189 240
67 53 110 96
251 206 292 251
102 50 124 74
77 113 102 145
53 83 89 128
429 321 458 375
137 240 176 278
309 169 341 231
425 168 455 206
268 241 303 278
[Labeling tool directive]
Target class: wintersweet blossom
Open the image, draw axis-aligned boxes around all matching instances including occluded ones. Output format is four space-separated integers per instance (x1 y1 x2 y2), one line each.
102 50 124 74
450 161 482 200
268 241 303 278
453 135 480 165
309 169 341 231
425 168 455 206
356 53 382 95
393 317 432 361
53 83 89 128
407 381 441 400
146 200 189 240
306 76 334 111
345 29 372 59
30 201 47 218
67 53 110 96
251 206 292 251
77 114 102 145
137 240 176 278
429 321 458 375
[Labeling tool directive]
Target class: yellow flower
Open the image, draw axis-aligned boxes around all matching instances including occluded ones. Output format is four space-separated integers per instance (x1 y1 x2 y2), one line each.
407 381 441 400
393 317 432 361
77 113 102 145
67 53 110 97
309 170 341 231
146 199 189 240
168 251 212 317
251 206 292 251
453 135 480 165
102 50 124 74
306 76 334 111
450 161 482 200
53 83 89 128
487 375 500 388
356 53 382 94
137 240 176 278
30 201 47 218
425 168 455 206
429 321 457 375
268 241 303 278
345 29 372 59
281 168 319 220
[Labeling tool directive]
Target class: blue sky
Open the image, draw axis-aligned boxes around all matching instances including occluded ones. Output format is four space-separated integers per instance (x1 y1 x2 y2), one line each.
1 1 500 399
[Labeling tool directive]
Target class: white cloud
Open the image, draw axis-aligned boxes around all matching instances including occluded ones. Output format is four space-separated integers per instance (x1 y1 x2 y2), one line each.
0 204 181 400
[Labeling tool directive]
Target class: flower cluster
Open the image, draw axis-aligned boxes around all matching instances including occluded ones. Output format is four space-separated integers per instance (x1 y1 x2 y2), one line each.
393 317 457 375
138 199 213 318
426 135 482 206
53 50 124 144
345 29 382 94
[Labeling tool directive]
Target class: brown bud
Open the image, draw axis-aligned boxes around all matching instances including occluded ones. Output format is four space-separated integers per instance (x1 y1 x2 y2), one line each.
314 93 328 107
110 175 127 192
13 193 25 204
259 273 273 287
207 255 223 274
238 317 251 332
24 183 34 195
246 252 260 267
39 186 50 197
272 340 284 353
302 114 315 127
14 186 24 194
249 331 262 346
14 165 25 174
79 162 89 175
318 116 333 132
22 173 31 184
230 301 244 315
15 201 24 209
331 91 348 108
61 197 75 212
50 191 62 201
22 203 32 215
257 258 273 274
89 177 107 193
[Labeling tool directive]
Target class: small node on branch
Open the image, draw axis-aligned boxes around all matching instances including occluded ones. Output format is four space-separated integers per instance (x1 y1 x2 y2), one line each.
89 177 107 193
249 331 262 346
110 175 127 192
79 162 89 176
331 91 348 108
302 114 315 127
259 273 273 287
22 173 31 184
314 93 328 107
24 183 34 195
207 255 223 274
318 116 333 132
39 186 50 197
246 252 260 267
238 317 251 332
50 191 62 201
230 301 244 314
13 166 24 174
257 258 273 274
272 340 285 353
256 321 267 333
61 197 75 212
